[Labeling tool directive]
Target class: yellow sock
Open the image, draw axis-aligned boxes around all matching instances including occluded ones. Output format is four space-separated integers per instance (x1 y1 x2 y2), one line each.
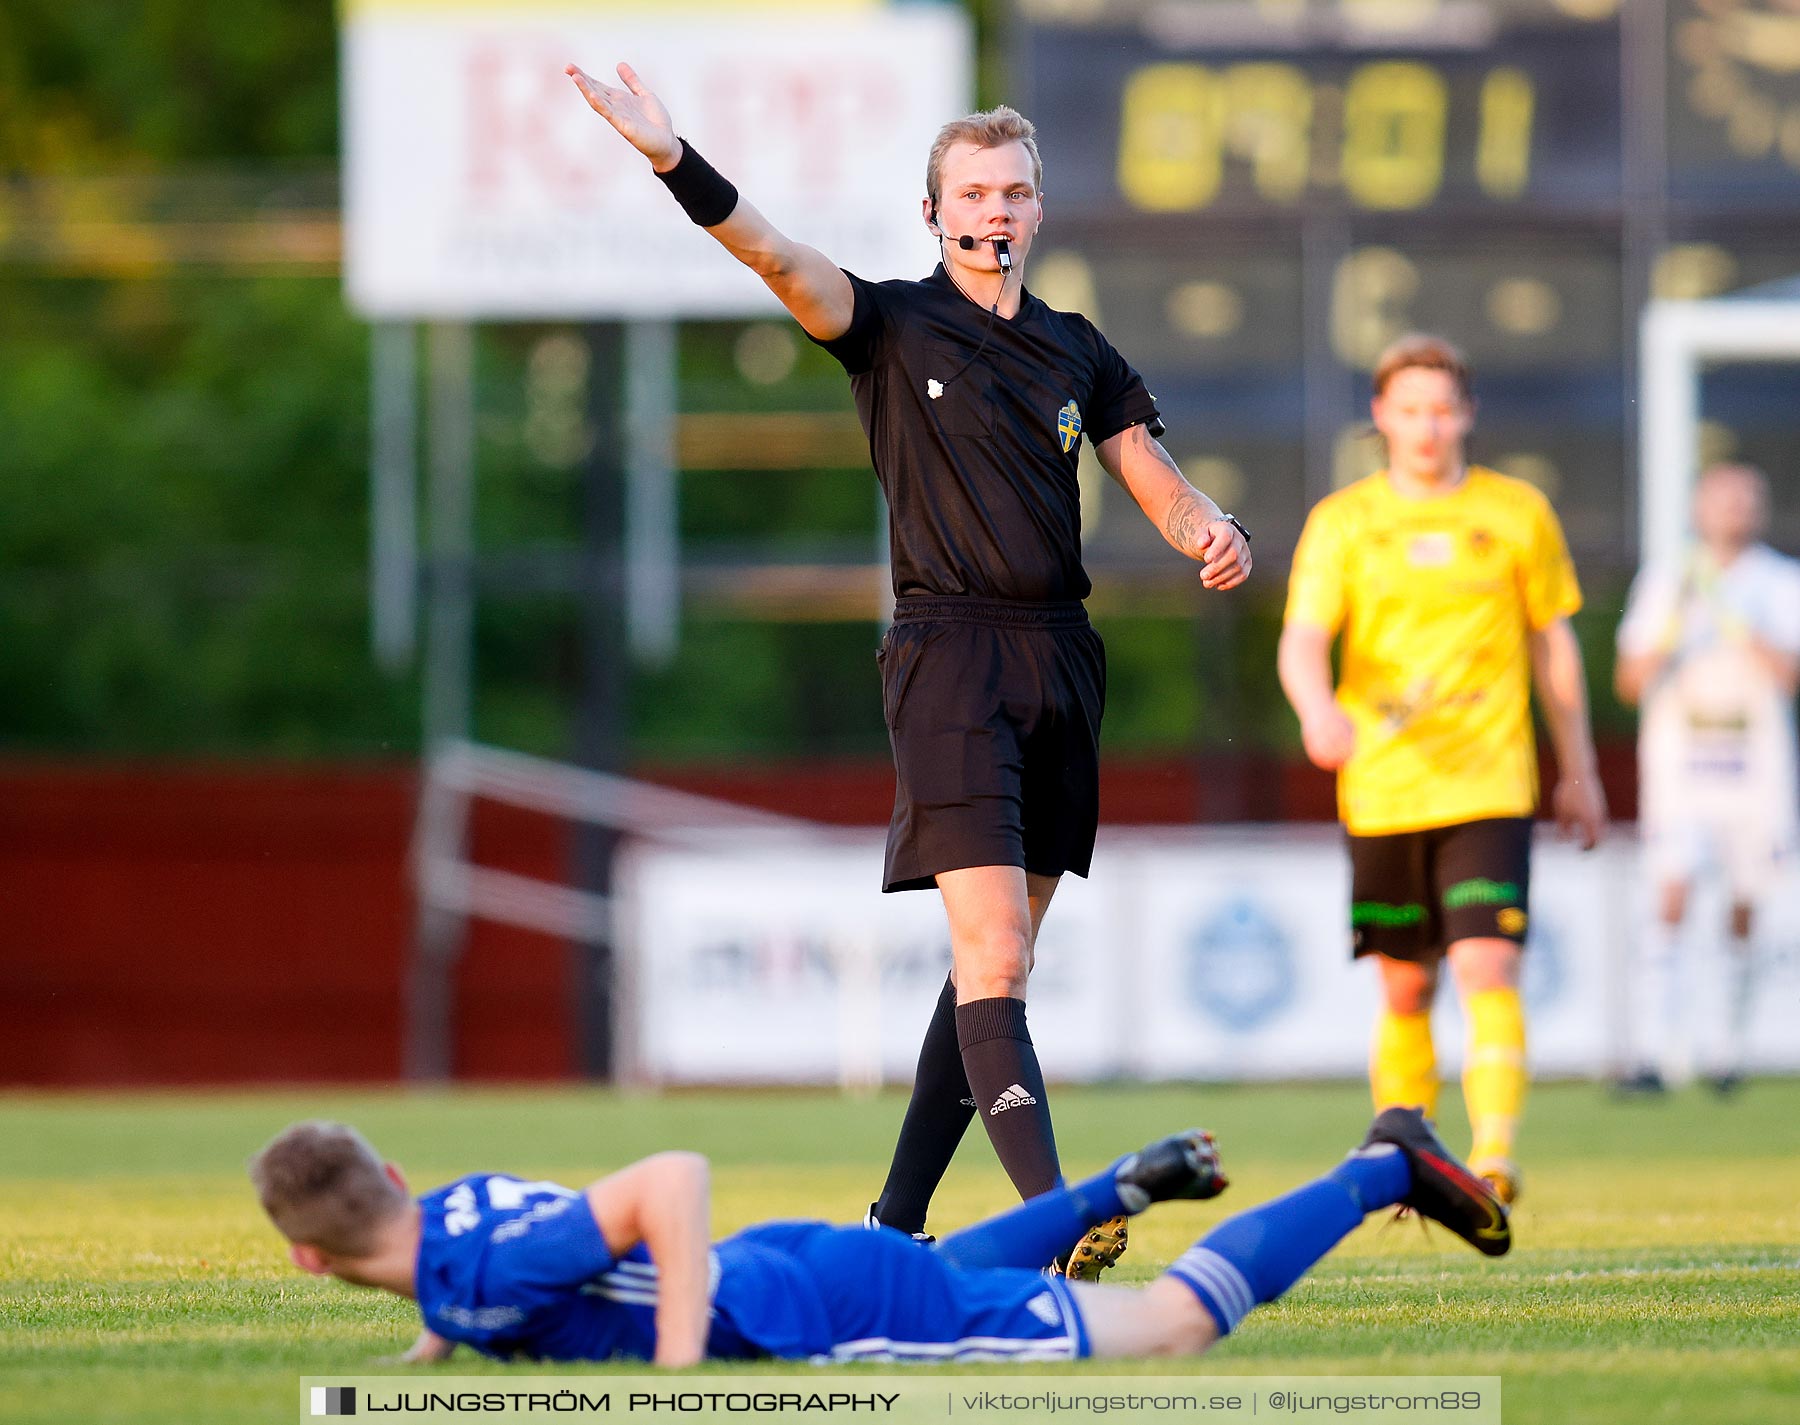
1464 987 1528 1164
1371 1009 1438 1117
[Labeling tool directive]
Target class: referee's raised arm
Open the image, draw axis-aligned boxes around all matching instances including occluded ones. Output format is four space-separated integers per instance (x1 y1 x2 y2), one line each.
566 62 855 341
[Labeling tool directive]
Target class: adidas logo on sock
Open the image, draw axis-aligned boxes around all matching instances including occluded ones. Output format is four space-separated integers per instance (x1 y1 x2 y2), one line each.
989 1084 1038 1115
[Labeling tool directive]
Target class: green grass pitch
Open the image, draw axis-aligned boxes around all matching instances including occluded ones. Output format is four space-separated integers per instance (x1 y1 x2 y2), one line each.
3 1080 1797 1424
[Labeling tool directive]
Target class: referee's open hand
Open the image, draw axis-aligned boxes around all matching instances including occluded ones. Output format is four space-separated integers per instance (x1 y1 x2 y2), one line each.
1198 519 1251 591
566 61 681 172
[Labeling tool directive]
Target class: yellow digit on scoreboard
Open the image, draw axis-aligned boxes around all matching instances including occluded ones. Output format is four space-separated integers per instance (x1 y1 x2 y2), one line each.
1118 63 1228 212
1478 67 1535 199
1342 61 1448 210
1224 62 1314 204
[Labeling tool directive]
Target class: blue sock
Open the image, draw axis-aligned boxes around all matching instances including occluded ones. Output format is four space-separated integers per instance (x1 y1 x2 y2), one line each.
1328 1143 1411 1214
1165 1147 1409 1337
935 1160 1129 1271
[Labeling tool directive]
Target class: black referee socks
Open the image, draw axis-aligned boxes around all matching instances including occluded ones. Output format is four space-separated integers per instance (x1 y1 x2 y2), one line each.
871 975 974 1235
955 995 1062 1201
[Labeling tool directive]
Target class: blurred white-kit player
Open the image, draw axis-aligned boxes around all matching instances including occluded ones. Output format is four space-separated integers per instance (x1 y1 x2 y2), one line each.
1615 463 1800 1091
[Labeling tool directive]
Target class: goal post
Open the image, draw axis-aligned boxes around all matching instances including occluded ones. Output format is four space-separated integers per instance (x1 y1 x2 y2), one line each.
1639 288 1800 571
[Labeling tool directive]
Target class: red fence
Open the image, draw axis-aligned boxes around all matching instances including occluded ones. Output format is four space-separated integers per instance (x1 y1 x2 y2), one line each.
0 750 1632 1087
0 766 573 1087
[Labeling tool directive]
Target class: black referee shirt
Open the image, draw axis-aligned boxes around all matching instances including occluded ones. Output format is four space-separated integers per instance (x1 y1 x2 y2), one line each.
810 264 1163 603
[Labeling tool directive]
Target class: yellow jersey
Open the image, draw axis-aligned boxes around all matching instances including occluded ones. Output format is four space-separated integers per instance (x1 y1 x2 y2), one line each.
1285 467 1581 836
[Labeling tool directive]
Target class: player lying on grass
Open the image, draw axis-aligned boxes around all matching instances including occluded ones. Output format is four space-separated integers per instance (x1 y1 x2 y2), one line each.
250 1108 1509 1366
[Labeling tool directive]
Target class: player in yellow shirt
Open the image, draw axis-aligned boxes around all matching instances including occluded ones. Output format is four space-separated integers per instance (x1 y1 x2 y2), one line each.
1278 334 1608 1205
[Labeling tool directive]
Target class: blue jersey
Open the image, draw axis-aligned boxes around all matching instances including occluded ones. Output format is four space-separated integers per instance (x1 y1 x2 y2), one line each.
414 1174 1087 1364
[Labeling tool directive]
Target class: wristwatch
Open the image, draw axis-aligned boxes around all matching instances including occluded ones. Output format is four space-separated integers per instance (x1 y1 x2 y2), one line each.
1220 513 1251 543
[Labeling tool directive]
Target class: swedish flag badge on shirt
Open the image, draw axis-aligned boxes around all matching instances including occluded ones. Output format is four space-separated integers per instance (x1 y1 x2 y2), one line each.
1057 400 1082 453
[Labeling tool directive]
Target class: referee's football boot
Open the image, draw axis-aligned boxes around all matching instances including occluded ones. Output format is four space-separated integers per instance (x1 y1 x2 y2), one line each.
1115 1127 1229 1210
1056 1128 1230 1279
1359 1107 1512 1257
862 1204 934 1245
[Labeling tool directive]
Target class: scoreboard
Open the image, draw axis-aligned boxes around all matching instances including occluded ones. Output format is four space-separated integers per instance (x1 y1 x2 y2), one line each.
1011 0 1800 567
1038 6 1619 216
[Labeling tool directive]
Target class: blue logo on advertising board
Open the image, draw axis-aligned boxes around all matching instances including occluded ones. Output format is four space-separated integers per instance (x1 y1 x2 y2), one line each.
1184 898 1296 1030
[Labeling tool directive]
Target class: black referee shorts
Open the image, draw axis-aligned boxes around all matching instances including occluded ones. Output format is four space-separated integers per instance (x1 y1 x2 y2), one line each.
878 597 1105 893
1348 816 1534 962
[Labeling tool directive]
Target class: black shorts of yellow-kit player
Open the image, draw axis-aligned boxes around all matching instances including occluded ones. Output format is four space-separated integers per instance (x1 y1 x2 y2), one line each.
878 597 1104 894
1347 817 1533 961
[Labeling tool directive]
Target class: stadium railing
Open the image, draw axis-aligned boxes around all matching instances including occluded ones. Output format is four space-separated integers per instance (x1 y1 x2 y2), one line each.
406 737 833 1082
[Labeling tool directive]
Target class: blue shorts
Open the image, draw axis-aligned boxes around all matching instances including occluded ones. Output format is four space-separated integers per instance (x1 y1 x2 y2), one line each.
726 1223 1092 1363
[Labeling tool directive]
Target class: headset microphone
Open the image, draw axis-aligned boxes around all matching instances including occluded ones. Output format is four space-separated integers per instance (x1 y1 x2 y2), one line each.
946 231 1013 272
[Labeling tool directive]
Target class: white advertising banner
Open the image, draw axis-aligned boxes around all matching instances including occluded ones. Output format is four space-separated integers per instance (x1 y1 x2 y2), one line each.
341 1 972 318
618 827 1800 1085
616 833 1125 1086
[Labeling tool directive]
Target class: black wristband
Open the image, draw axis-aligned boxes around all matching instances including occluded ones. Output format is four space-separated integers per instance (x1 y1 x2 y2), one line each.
654 140 739 228
1221 513 1251 543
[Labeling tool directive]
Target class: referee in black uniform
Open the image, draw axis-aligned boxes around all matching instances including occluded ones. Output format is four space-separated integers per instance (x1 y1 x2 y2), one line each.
569 63 1251 1276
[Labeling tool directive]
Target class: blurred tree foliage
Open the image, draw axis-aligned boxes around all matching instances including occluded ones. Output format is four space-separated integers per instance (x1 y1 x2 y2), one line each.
0 1 385 755
0 272 405 753
0 1 339 167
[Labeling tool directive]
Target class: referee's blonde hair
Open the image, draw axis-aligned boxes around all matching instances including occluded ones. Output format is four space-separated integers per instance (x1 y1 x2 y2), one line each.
926 106 1042 206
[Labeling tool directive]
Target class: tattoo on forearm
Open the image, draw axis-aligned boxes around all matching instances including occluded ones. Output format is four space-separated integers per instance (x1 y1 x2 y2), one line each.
1165 492 1215 559
1126 427 1223 559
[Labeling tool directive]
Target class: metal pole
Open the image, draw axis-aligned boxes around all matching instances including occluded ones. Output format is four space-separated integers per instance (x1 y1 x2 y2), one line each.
1301 210 1352 507
1620 0 1669 562
625 319 681 665
369 321 419 671
571 321 628 1080
423 322 477 750
405 751 472 1082
406 320 477 1081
